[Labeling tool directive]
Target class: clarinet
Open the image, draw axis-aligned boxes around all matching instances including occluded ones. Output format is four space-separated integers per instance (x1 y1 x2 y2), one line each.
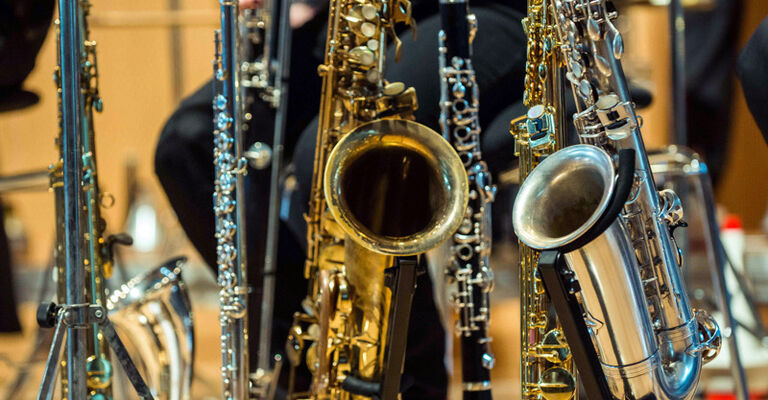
439 2 496 398
213 1 250 398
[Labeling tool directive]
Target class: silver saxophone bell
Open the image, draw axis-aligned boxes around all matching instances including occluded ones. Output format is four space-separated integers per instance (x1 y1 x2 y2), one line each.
513 145 721 399
107 257 194 400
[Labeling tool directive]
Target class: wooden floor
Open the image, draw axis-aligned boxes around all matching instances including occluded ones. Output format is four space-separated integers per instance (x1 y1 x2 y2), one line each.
0 298 523 399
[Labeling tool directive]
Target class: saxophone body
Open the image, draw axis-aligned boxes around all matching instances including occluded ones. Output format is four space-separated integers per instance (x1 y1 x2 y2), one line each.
50 2 112 397
107 257 195 400
284 0 469 398
510 0 577 398
512 1 722 398
438 2 496 398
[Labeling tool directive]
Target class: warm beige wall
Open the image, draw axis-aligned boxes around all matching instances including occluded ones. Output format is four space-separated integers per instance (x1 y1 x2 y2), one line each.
625 5 672 150
0 0 219 267
624 2 768 231
2 0 766 269
717 0 768 231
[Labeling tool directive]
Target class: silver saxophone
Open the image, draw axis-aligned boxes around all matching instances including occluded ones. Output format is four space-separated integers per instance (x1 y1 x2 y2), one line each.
438 1 496 398
107 257 195 400
512 0 722 398
213 1 250 399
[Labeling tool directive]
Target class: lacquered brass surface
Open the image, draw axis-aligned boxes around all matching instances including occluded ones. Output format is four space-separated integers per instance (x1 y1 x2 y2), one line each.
286 0 468 397
325 119 468 256
511 0 576 398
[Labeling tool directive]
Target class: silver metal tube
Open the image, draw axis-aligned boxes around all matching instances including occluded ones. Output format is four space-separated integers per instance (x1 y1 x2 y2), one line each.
0 170 49 193
213 1 249 398
259 0 292 374
58 0 88 398
698 168 749 400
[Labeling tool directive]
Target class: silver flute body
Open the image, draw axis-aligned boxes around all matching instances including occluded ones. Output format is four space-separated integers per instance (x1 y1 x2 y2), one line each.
438 1 496 398
213 1 250 399
514 1 722 398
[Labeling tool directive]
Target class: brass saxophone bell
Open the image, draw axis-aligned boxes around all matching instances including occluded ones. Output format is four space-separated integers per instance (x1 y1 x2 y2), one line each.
324 119 469 256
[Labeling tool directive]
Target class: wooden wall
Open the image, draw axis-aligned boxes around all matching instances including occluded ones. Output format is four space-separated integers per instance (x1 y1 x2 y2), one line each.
0 0 219 267
716 0 768 231
0 0 766 269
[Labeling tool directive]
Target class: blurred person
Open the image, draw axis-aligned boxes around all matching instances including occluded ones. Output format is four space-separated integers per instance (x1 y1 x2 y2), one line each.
0 0 55 332
684 0 743 185
737 15 768 145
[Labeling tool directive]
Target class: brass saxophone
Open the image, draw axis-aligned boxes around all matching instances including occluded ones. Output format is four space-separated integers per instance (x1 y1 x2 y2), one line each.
509 0 577 398
512 0 722 398
284 0 469 398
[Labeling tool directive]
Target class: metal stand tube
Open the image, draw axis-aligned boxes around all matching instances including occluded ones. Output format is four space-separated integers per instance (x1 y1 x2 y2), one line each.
259 0 293 373
699 171 749 400
58 0 87 397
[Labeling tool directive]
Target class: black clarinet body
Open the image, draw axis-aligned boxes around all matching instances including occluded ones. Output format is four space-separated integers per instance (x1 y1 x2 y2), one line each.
439 2 496 399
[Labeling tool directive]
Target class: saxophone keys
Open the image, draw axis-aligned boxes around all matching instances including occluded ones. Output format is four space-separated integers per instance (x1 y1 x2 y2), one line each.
539 329 573 364
538 367 576 400
349 46 376 66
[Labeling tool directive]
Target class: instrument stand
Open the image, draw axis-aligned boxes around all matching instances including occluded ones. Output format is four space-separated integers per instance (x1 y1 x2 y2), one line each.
341 256 423 400
697 168 750 399
536 251 612 400
35 302 155 400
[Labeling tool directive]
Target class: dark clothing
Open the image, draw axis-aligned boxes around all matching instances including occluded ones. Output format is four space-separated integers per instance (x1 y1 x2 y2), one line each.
0 0 55 111
0 204 21 332
156 5 526 398
684 0 743 185
737 16 768 145
0 0 55 331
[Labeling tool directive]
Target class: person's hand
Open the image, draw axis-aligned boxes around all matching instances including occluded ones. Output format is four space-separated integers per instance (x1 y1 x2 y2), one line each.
238 0 319 29
239 0 263 9
289 3 319 28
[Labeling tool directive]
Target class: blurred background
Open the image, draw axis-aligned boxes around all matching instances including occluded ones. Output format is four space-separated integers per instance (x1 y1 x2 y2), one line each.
0 0 767 398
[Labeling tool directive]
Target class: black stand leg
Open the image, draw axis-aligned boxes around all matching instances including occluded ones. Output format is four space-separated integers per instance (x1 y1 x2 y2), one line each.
35 303 156 400
340 256 421 400
537 251 613 400
380 256 420 400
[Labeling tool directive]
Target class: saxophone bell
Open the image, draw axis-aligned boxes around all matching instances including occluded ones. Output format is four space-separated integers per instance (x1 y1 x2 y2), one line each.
325 118 469 256
513 145 722 399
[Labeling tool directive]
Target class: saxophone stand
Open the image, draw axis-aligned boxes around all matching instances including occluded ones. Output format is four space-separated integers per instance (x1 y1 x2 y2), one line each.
537 251 613 400
534 149 637 400
36 1 154 398
341 256 423 400
35 302 155 400
251 0 293 396
667 0 748 395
